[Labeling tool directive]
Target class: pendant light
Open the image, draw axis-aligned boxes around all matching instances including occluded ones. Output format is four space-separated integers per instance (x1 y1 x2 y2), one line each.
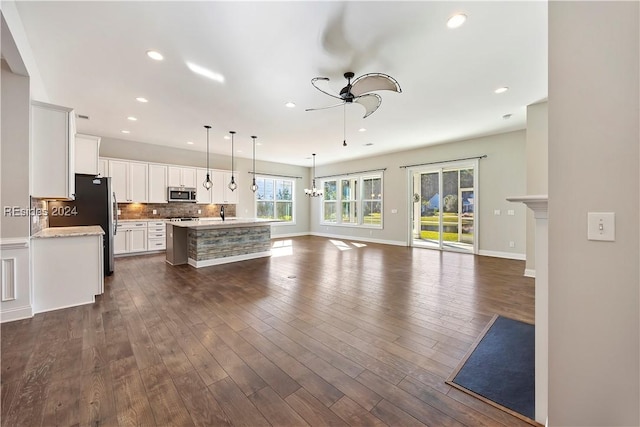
228 131 237 191
250 136 258 192
304 153 323 197
202 125 213 190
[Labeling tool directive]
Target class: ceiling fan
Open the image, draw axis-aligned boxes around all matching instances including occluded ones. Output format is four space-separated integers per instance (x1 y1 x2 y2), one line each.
305 72 402 119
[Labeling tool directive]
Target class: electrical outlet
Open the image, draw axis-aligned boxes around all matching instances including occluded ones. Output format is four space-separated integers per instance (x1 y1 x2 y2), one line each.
391 209 398 214
117 209 121 215
509 241 515 248
152 209 157 215
198 209 201 214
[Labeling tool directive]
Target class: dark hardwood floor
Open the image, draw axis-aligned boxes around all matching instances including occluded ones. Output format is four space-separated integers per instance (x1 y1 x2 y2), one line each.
1 235 534 426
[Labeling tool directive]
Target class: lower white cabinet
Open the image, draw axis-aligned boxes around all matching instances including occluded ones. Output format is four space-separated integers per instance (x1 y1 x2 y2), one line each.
147 221 166 251
115 221 147 254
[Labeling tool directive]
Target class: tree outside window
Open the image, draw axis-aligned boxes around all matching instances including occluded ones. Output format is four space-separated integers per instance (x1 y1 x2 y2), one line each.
256 176 294 222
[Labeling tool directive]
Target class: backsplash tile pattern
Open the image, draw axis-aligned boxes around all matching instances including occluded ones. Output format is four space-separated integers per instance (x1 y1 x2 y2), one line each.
117 202 235 220
30 197 49 235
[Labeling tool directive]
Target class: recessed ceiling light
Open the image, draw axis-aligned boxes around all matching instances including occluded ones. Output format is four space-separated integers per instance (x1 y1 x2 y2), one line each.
121 130 130 134
146 50 164 61
447 14 467 29
136 97 148 103
285 102 296 108
186 141 194 145
127 116 138 121
494 87 509 94
359 128 367 132
186 61 225 83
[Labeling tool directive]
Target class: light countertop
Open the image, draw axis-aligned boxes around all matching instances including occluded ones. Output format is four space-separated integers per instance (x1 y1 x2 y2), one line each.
167 218 276 230
32 225 105 239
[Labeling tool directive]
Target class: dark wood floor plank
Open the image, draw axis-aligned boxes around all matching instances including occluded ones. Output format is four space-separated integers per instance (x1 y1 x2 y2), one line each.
330 395 387 426
249 386 310 426
0 236 535 427
285 388 349 427
173 370 233 427
208 377 270 426
113 372 155 426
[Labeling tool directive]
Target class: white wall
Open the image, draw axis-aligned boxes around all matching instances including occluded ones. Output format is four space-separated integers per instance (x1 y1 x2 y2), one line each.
548 2 639 426
100 137 311 237
312 130 527 257
525 101 548 275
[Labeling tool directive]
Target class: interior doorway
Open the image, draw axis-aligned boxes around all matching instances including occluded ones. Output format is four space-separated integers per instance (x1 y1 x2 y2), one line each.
409 160 478 254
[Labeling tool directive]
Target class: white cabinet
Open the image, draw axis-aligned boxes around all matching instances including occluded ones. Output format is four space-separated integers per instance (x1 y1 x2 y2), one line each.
32 234 104 313
213 170 239 204
148 164 168 203
75 134 101 175
168 166 197 188
196 168 213 204
98 158 109 177
147 221 166 251
115 221 147 254
31 101 76 199
110 160 148 202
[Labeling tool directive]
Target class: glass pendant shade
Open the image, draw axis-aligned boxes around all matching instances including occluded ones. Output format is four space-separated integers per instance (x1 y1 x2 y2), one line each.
250 136 258 192
203 125 213 190
305 153 323 197
228 131 237 191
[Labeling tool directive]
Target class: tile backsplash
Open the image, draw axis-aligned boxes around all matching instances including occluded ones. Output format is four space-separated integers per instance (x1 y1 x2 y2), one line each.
117 202 235 220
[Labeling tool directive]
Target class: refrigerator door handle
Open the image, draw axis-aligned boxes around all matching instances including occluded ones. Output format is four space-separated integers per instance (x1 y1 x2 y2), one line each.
113 192 118 235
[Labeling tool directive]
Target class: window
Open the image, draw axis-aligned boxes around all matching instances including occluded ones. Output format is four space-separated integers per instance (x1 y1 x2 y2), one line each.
255 176 295 223
320 173 383 228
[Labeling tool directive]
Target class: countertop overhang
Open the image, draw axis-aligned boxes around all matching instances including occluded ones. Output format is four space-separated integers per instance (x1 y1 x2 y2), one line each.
167 218 278 230
32 225 105 238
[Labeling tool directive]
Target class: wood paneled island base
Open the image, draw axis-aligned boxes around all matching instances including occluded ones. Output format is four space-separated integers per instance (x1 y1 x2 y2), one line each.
166 219 274 267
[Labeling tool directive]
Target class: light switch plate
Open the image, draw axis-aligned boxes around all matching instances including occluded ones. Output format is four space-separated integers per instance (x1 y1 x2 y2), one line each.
494 209 501 216
587 212 615 241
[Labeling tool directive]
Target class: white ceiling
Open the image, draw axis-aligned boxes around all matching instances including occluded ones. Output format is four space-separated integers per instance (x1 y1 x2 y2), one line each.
14 1 547 167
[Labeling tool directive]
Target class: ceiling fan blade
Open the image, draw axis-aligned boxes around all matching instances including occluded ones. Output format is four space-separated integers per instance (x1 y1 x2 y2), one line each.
305 101 346 112
354 93 382 118
350 73 402 96
311 77 343 100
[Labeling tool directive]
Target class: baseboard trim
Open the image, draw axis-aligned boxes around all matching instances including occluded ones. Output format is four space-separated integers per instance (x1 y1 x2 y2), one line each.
271 231 310 239
309 232 406 247
524 268 536 278
0 305 33 323
188 250 272 268
478 250 526 261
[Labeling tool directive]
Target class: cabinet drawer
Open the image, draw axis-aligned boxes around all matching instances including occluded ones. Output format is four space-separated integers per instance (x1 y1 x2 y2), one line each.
118 222 147 230
148 232 165 239
148 221 165 227
148 226 166 233
148 238 166 250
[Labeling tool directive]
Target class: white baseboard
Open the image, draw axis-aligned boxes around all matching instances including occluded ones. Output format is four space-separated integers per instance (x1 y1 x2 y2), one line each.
0 305 33 323
188 250 272 267
309 231 406 247
478 249 526 261
524 268 536 278
271 231 309 239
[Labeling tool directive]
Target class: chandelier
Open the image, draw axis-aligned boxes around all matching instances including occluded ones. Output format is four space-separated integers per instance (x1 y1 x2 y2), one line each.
304 153 323 197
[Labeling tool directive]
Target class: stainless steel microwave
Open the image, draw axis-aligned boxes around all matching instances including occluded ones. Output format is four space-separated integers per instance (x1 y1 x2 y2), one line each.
167 187 197 202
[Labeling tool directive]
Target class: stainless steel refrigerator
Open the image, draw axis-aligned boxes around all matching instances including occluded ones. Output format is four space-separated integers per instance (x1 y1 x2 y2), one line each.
49 174 117 275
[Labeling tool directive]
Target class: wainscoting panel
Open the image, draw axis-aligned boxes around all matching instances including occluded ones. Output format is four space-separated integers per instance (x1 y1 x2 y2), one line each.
0 238 32 322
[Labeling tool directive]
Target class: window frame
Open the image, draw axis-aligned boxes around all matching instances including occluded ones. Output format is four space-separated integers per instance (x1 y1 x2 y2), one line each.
254 175 296 226
319 172 384 229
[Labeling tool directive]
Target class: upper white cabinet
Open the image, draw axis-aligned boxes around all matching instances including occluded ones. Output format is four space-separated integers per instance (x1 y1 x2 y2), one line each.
98 158 109 177
168 166 196 188
213 170 239 204
110 160 148 203
195 168 212 204
75 134 101 175
148 164 168 203
31 101 76 199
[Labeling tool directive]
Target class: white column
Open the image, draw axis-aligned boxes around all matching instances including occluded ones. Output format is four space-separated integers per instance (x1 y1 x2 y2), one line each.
507 195 548 425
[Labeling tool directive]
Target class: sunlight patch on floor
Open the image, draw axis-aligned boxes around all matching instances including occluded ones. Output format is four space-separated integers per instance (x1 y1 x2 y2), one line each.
272 239 293 257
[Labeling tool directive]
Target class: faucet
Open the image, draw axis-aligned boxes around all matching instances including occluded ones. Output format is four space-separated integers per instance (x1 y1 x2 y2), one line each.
220 205 225 221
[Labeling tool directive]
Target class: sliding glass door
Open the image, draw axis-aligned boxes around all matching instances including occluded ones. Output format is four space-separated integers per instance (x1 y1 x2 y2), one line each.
410 160 478 253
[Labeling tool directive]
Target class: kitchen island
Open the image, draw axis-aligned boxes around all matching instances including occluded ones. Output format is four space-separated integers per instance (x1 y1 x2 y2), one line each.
166 218 276 267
